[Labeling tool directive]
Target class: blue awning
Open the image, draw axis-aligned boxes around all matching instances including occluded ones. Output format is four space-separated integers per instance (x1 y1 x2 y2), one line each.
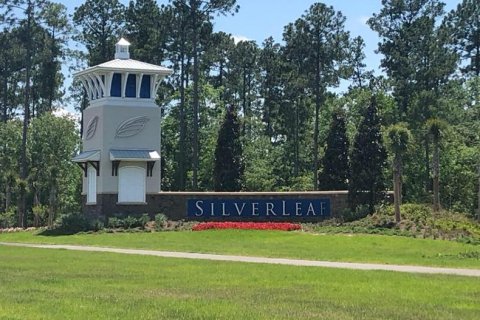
72 150 100 162
109 149 160 161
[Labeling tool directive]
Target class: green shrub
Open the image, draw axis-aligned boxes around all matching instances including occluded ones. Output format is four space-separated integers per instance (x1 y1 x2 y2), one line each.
315 203 480 243
32 204 48 227
107 217 124 229
139 214 151 228
57 214 91 234
90 219 104 232
0 206 16 228
343 204 372 222
123 216 140 229
155 213 168 231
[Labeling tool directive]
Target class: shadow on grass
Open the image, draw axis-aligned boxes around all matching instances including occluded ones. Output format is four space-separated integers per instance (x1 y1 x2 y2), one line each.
37 228 86 236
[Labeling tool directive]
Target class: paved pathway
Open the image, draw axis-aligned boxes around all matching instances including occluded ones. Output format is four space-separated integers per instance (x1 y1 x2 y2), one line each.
1 242 479 277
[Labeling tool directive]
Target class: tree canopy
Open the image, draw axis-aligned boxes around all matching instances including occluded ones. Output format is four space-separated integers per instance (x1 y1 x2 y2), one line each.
1 0 480 227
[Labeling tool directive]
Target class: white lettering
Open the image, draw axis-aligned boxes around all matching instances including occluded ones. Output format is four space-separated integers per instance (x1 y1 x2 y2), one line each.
210 202 215 216
222 202 228 216
307 202 316 216
295 202 302 216
267 202 277 216
252 202 259 216
195 201 204 216
234 203 246 216
320 202 326 215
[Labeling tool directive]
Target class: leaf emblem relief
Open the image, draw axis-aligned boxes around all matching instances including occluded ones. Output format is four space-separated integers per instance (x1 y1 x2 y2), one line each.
85 116 99 140
115 116 150 138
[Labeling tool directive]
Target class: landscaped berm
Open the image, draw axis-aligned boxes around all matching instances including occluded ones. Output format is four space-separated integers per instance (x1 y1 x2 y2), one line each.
1 204 480 319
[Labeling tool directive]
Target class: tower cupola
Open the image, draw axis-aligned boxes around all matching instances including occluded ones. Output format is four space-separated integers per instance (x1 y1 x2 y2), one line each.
115 38 130 59
73 37 172 105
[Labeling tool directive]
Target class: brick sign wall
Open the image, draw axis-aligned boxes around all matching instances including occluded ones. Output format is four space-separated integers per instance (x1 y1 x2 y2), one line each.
83 191 349 222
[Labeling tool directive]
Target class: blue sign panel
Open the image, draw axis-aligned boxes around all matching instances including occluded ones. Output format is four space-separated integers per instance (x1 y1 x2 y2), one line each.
187 198 331 219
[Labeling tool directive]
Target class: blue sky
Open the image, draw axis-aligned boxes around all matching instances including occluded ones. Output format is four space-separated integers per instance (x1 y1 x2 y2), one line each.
66 0 462 72
61 0 461 113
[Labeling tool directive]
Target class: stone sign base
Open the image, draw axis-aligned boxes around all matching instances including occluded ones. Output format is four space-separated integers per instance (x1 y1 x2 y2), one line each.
83 191 350 222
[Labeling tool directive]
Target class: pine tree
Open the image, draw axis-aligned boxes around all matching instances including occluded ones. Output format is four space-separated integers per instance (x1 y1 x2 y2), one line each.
318 109 349 190
283 3 351 190
349 96 387 213
213 105 244 191
445 0 480 77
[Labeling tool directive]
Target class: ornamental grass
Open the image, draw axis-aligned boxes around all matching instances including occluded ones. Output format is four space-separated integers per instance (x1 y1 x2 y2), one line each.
192 221 301 231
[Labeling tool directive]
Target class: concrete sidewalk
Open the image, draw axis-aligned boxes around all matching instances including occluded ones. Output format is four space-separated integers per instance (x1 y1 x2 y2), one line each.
1 241 479 277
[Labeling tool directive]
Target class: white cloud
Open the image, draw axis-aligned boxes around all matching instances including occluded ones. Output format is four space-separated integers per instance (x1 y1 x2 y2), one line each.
53 107 80 122
232 35 251 44
359 16 370 25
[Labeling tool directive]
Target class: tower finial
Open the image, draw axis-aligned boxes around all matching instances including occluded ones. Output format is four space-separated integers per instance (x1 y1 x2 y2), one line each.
115 38 131 59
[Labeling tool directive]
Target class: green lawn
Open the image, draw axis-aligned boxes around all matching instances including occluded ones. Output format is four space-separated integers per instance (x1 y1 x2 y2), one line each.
0 246 479 320
1 230 479 268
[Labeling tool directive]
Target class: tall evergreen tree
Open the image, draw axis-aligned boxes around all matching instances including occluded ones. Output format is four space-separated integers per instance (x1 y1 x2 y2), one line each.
368 0 454 121
125 0 167 65
426 118 447 212
0 120 21 214
283 3 351 190
186 0 239 190
349 96 387 212
258 37 283 138
368 0 457 199
165 0 238 191
0 0 51 227
33 2 70 116
0 29 23 122
72 0 125 66
227 40 259 135
445 0 480 77
318 109 349 190
213 105 243 191
205 31 235 90
348 36 373 90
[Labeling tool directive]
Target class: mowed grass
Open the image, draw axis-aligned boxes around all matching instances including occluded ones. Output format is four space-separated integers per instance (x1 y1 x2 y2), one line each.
1 230 479 268
0 246 479 320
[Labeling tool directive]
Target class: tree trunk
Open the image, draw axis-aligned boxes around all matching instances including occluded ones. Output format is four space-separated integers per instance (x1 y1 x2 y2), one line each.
19 1 34 228
477 162 480 221
2 66 8 122
424 134 431 194
5 182 11 211
393 154 402 223
17 181 27 228
242 67 247 135
294 97 299 177
48 185 56 228
432 134 440 212
177 49 187 190
191 1 199 190
33 191 40 228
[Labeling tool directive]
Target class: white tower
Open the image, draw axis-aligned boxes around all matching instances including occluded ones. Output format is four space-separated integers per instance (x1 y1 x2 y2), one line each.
73 38 172 215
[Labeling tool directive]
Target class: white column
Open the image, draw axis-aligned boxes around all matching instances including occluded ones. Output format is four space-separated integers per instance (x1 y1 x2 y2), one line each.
105 72 114 97
94 73 106 98
150 74 158 100
136 73 144 98
121 72 129 98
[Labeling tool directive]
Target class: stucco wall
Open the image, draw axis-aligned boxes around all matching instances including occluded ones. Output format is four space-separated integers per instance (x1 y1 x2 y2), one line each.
81 102 161 194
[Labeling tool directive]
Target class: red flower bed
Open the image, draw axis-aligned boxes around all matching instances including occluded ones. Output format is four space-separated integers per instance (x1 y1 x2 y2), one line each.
192 221 302 231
